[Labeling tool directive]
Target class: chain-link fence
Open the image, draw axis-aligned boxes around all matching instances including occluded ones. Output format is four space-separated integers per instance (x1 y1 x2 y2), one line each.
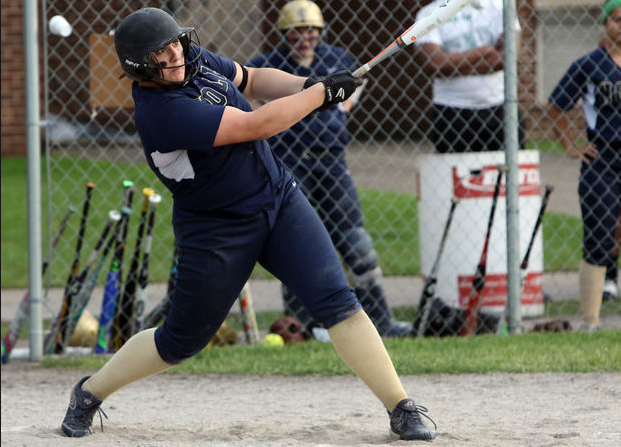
39 0 619 350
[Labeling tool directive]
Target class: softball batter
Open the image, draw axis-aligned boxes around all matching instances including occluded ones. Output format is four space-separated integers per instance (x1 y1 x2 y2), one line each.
60 7 436 441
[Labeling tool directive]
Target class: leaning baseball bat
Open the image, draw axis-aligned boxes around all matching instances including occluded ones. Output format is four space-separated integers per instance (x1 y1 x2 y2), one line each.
113 187 154 349
94 207 131 353
238 281 260 345
46 182 96 354
462 165 506 336
139 244 179 329
1 206 75 364
95 181 134 354
521 185 554 278
62 210 121 351
107 183 135 351
132 193 162 334
414 197 460 338
352 0 475 78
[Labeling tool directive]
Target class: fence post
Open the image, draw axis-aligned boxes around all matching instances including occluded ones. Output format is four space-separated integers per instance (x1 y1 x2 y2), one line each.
503 0 522 333
25 0 43 360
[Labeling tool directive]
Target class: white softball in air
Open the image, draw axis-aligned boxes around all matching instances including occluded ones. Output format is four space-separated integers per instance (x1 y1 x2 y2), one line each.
471 0 488 9
49 15 72 37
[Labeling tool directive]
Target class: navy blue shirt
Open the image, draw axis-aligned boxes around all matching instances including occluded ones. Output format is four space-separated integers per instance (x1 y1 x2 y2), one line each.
549 47 621 147
247 44 356 166
133 47 283 215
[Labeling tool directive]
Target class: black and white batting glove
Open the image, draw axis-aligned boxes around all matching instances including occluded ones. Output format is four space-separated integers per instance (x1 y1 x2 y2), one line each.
318 71 363 111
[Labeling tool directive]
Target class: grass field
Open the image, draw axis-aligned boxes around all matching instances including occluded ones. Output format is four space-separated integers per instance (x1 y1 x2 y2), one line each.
1 155 582 288
35 329 621 375
3 298 619 375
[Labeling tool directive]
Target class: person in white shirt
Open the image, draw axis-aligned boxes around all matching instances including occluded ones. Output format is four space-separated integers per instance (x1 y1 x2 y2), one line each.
414 0 524 152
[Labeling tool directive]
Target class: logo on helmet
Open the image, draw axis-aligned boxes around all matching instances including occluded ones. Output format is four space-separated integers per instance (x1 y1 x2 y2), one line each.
124 59 141 68
297 8 307 23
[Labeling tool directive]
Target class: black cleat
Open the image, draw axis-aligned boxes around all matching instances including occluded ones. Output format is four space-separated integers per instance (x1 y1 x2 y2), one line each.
389 398 436 441
61 376 107 437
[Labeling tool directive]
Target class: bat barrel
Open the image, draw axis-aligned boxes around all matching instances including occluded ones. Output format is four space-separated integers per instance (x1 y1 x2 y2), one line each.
353 0 476 77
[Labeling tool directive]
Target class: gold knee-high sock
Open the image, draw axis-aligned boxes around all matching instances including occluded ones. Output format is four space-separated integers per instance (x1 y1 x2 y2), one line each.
579 260 606 326
328 310 407 412
82 328 171 401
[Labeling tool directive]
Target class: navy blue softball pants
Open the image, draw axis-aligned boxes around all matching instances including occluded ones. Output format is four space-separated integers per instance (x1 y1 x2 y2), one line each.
579 145 621 266
154 174 361 364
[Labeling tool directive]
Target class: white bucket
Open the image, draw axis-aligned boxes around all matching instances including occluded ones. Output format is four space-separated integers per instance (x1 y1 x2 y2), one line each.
416 150 544 316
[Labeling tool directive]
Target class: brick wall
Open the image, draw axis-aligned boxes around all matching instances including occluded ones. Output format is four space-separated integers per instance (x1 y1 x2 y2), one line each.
519 0 546 137
1 0 30 155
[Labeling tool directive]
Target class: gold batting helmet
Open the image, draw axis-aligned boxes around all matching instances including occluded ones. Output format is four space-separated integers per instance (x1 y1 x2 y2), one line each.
277 0 325 31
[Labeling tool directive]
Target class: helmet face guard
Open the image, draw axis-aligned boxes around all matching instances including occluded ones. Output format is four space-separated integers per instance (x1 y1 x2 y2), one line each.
277 1 325 57
142 30 201 87
114 8 201 85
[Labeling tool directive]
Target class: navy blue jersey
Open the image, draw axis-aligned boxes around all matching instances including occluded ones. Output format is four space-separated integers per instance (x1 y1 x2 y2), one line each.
247 44 356 166
549 47 621 146
133 47 283 215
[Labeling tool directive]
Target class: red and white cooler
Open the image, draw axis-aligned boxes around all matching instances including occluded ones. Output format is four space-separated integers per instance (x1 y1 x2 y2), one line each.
416 150 544 317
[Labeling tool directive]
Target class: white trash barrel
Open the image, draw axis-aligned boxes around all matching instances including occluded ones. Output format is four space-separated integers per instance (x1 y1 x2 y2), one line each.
416 150 544 317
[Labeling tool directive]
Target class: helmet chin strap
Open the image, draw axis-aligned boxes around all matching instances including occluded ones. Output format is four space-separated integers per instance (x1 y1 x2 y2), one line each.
148 32 201 87
148 54 196 88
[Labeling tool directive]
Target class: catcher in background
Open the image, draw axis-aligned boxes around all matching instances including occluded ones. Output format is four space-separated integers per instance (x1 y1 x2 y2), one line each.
247 0 412 338
547 0 621 331
59 7 436 442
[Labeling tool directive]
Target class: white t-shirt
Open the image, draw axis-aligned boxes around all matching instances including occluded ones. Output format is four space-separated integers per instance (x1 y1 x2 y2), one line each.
415 0 520 109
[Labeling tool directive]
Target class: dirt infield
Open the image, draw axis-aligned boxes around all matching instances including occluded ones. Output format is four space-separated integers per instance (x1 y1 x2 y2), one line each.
1 362 620 447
